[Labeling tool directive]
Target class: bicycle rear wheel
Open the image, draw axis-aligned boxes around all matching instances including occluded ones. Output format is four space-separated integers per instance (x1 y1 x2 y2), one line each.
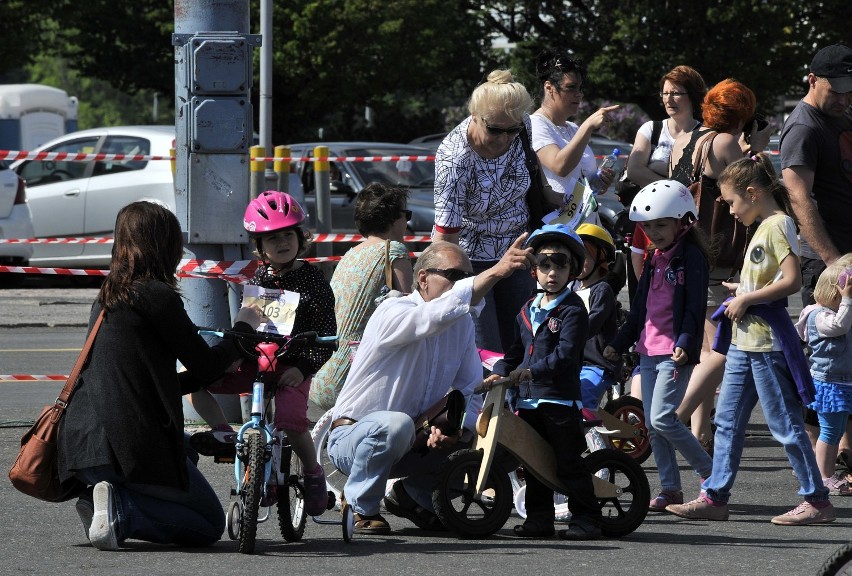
278 441 307 541
238 430 265 554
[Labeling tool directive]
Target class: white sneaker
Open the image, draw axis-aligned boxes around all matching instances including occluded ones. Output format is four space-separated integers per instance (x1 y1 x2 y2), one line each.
89 482 120 551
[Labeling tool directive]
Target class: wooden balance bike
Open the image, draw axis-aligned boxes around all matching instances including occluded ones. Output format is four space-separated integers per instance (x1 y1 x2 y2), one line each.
431 377 650 538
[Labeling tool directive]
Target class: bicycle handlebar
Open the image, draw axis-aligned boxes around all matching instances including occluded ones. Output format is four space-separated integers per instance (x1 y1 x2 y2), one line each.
197 327 339 354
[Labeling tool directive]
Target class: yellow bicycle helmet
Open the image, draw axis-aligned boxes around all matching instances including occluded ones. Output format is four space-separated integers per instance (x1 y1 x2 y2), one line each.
576 222 616 264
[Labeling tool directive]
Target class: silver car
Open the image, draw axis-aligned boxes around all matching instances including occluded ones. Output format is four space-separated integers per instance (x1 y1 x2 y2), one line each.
288 142 436 234
0 160 35 286
12 125 176 268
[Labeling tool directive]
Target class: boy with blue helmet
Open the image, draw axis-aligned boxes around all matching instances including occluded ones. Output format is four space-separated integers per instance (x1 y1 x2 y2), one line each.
484 223 603 540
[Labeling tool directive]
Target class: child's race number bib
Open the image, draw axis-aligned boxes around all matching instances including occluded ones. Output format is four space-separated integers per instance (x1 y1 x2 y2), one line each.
241 285 300 335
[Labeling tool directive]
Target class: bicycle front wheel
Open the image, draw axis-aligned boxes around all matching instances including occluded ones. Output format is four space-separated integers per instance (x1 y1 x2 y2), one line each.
238 429 265 554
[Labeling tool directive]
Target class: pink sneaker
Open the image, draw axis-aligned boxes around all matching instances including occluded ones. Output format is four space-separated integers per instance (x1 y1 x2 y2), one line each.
824 473 852 496
666 495 729 521
303 464 329 517
770 501 835 526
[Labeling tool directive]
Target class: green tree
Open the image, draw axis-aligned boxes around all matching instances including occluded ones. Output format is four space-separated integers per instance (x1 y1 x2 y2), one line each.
6 0 850 142
491 0 847 124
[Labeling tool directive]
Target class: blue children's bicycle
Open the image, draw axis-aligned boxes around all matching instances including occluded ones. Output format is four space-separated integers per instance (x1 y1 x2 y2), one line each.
198 327 354 554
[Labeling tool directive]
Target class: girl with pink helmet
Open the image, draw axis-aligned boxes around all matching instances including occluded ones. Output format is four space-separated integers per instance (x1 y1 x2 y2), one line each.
189 191 337 517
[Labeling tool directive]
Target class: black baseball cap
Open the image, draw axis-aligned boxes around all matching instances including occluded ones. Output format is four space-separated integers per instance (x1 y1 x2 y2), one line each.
810 44 852 93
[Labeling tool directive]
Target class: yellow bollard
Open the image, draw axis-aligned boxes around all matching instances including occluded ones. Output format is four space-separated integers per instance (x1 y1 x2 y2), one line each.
250 145 265 198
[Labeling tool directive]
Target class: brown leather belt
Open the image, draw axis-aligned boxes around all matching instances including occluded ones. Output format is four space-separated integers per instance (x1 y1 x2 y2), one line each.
331 417 358 431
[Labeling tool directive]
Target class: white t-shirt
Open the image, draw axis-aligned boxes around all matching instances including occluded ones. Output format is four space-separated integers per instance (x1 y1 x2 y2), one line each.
530 112 598 198
637 119 676 173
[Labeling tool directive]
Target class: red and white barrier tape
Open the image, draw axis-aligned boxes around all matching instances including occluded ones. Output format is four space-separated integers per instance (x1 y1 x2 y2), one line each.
1 254 421 279
1 374 69 382
0 236 113 244
0 151 173 162
0 149 435 163
0 148 779 164
0 234 432 244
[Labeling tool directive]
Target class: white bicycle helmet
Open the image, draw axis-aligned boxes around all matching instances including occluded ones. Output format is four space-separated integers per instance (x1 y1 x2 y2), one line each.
629 179 697 222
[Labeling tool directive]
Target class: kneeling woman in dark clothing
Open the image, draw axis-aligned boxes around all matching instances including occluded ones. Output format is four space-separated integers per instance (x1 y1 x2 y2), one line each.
58 201 261 550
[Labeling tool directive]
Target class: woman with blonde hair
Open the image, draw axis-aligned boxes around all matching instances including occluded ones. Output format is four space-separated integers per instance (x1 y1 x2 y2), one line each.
433 69 550 353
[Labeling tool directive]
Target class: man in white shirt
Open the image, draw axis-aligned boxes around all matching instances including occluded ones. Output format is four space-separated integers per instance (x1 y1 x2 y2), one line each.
328 236 535 534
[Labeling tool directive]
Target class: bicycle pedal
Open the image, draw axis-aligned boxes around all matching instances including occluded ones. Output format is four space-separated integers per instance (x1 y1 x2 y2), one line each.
214 455 236 464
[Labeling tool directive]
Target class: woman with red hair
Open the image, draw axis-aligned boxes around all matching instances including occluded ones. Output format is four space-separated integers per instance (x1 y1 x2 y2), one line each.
669 78 772 453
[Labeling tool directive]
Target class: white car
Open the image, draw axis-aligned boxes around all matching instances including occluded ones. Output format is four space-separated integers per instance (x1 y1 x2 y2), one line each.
0 160 35 285
12 125 176 268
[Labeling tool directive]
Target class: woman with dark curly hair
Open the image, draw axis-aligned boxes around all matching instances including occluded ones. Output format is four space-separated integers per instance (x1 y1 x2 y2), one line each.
669 78 772 453
310 183 413 409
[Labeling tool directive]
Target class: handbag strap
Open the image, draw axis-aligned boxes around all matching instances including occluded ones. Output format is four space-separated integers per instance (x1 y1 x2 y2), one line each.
519 125 543 188
54 309 105 413
691 131 718 183
384 239 393 290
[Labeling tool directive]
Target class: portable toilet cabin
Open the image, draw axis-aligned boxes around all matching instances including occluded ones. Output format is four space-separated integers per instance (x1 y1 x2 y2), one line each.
0 84 79 152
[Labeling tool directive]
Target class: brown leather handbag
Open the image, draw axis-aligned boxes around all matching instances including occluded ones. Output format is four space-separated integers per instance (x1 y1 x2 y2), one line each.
411 389 465 455
8 310 104 502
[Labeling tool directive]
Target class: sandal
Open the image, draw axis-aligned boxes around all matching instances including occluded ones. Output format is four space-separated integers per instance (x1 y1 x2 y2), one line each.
383 480 447 531
353 513 391 535
649 490 683 511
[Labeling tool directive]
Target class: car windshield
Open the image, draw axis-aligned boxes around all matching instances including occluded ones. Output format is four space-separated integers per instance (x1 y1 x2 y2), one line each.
345 147 435 188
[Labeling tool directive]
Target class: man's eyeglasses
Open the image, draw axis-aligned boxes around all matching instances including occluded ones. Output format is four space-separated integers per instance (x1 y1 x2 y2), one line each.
534 253 571 272
426 268 475 282
481 117 523 137
659 91 688 99
555 83 584 95
400 209 412 220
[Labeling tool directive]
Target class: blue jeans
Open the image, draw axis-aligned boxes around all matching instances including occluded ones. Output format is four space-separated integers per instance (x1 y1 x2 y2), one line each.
704 346 829 503
327 411 471 516
640 355 713 492
75 459 225 546
471 260 535 354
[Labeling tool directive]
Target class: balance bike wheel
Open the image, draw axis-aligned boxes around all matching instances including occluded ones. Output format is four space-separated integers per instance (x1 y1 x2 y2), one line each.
585 448 649 538
432 448 512 538
818 541 852 576
603 395 651 464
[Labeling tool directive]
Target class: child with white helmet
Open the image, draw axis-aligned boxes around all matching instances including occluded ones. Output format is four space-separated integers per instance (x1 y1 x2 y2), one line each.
604 179 714 513
484 224 603 541
189 191 336 517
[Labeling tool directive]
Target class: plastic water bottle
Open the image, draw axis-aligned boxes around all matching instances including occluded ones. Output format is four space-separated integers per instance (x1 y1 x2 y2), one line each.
593 147 620 194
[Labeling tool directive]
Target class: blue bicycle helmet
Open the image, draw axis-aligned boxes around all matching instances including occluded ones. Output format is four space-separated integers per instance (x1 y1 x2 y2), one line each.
525 224 587 276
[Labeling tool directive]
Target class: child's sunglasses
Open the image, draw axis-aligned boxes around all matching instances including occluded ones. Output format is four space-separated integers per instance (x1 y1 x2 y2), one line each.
426 268 475 282
534 253 571 271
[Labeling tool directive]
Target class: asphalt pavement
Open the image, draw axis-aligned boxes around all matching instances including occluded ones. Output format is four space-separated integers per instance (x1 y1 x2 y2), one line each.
2 280 850 576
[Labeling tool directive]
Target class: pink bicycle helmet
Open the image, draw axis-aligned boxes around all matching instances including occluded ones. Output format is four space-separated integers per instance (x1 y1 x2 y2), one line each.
243 191 306 234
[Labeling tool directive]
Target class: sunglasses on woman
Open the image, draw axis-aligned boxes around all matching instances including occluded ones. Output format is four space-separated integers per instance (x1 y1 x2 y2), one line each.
426 268 475 282
534 253 571 272
481 117 523 136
